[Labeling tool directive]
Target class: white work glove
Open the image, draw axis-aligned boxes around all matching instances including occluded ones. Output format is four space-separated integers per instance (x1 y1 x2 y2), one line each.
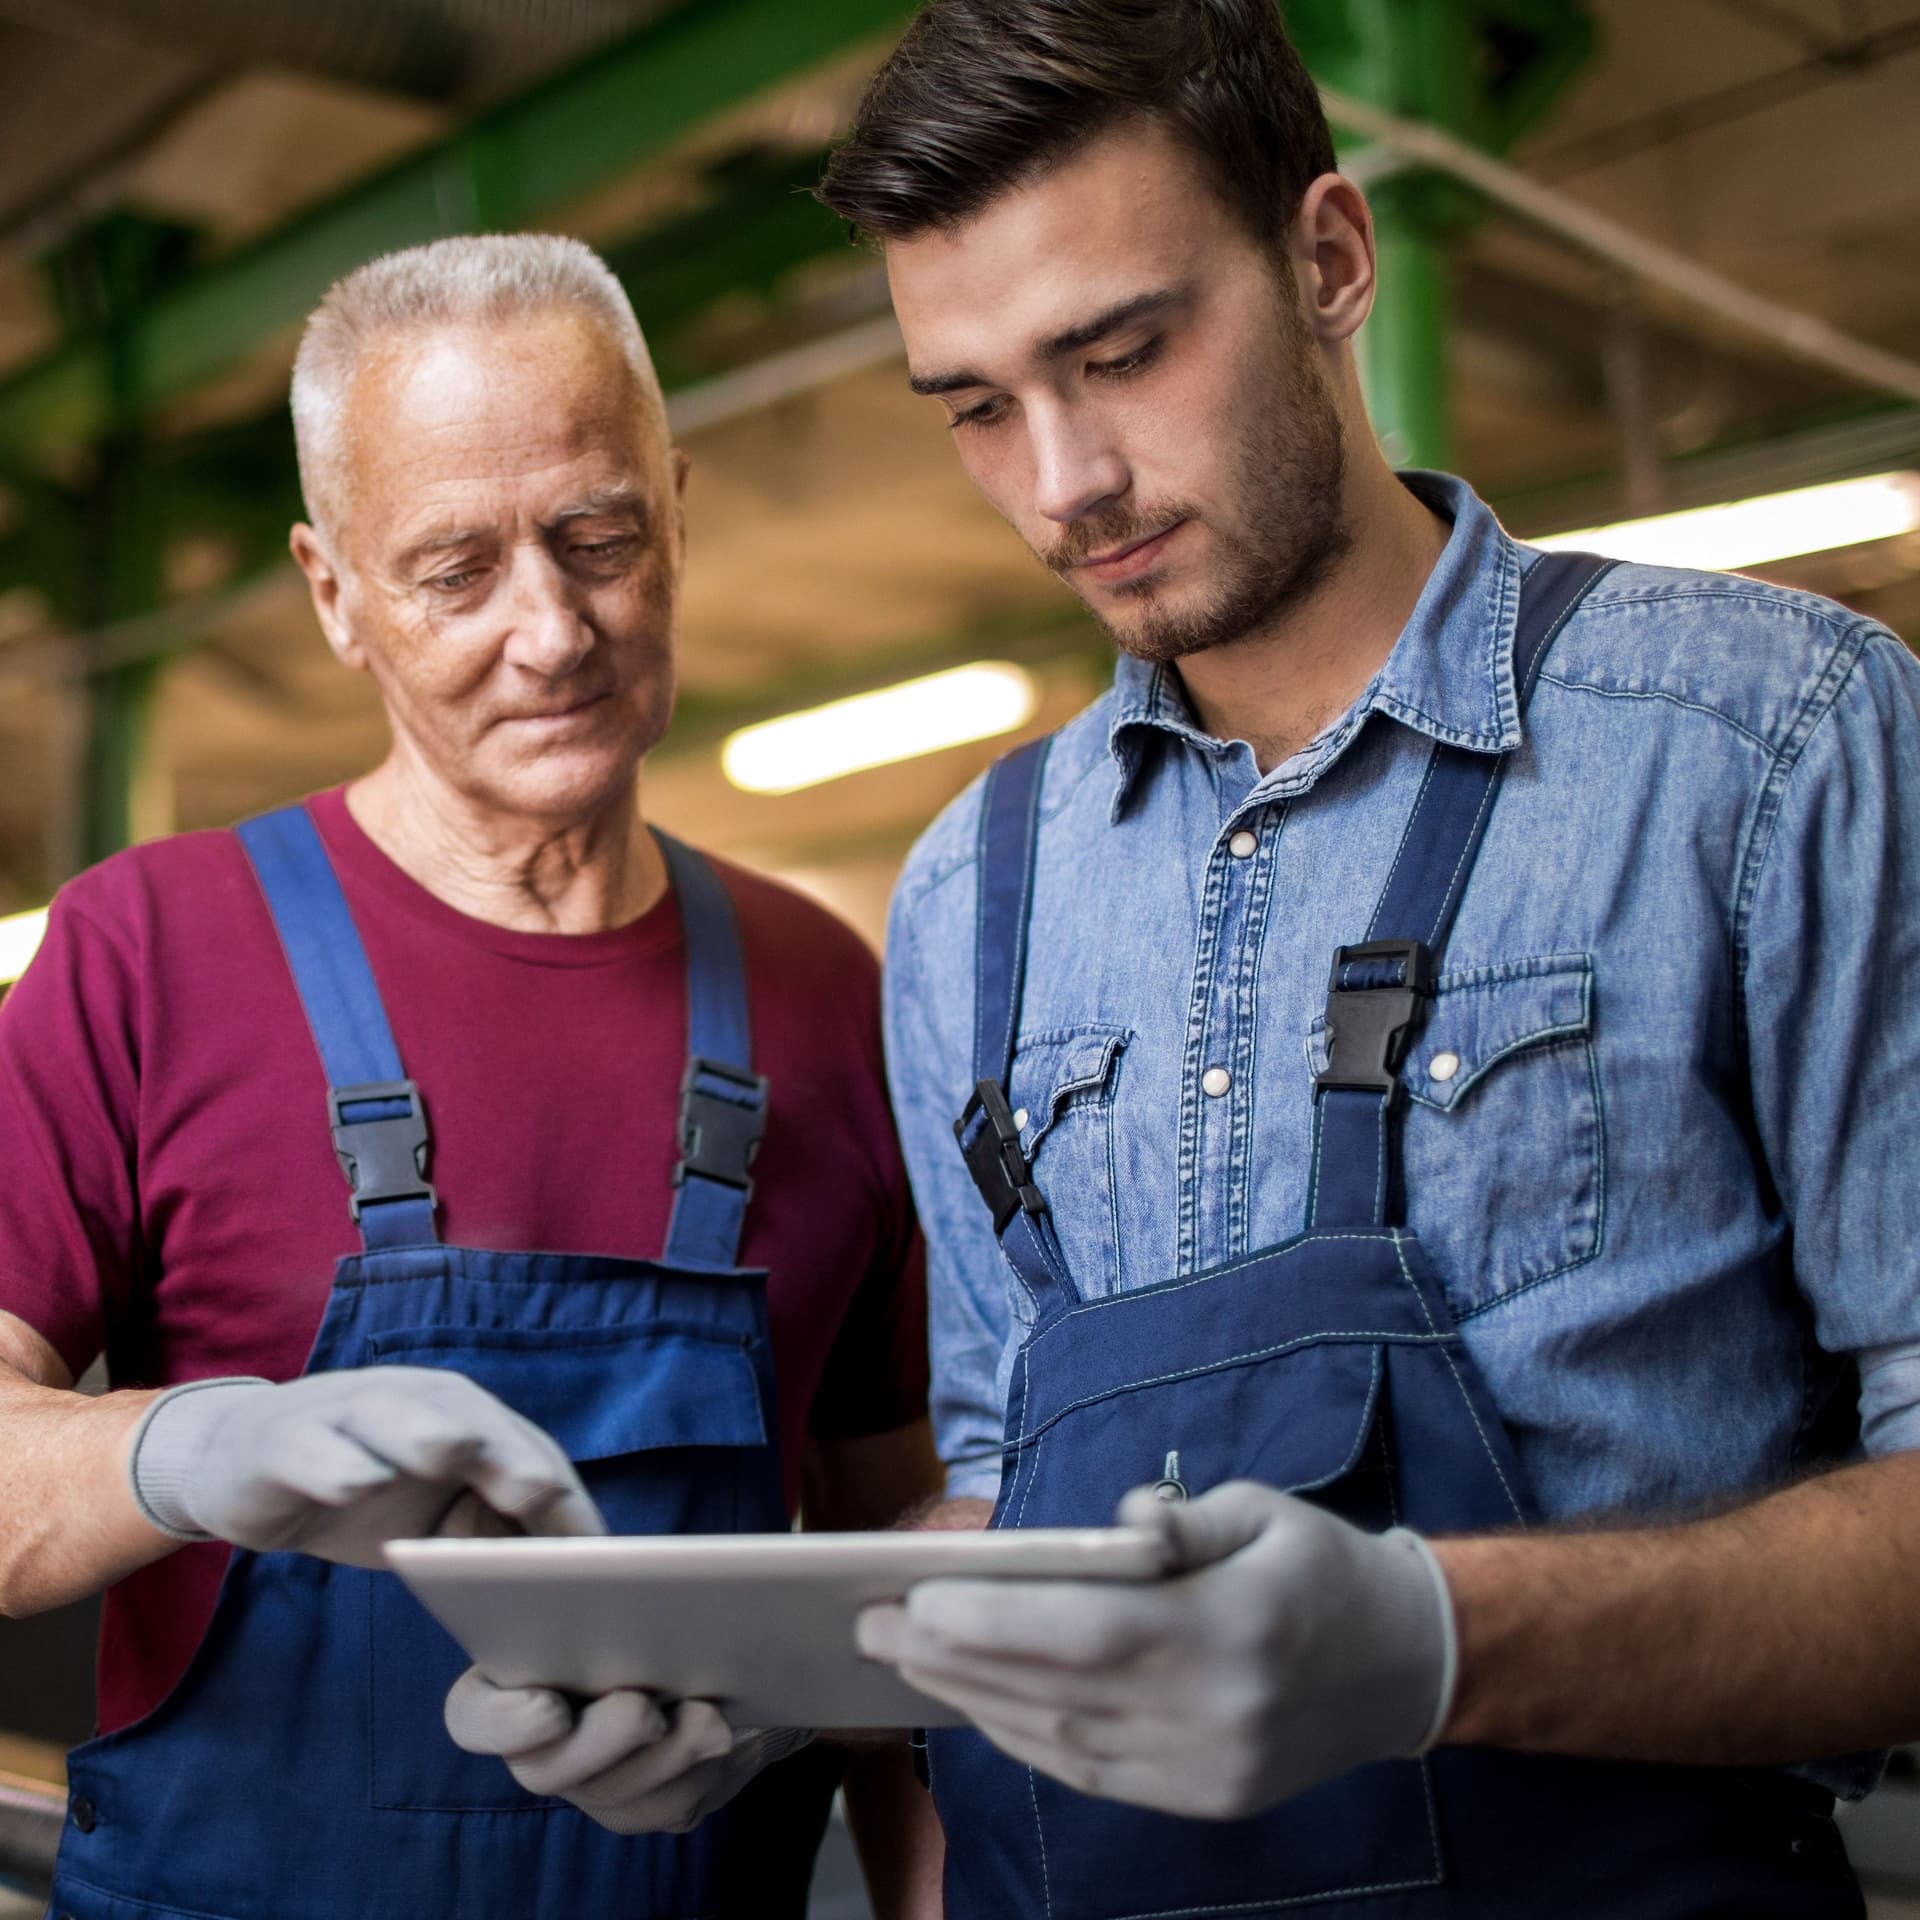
127 1369 606 1567
856 1480 1456 1820
443 1668 813 1835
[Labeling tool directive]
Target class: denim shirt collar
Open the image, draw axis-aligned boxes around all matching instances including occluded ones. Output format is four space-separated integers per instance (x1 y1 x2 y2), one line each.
1106 471 1526 818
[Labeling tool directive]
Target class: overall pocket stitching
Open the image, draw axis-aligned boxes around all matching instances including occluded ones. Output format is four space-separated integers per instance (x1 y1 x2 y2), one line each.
1028 1762 1056 1920
1390 1233 1527 1524
1024 1232 1426 1356
1012 1330 1436 1449
1062 1866 1447 1920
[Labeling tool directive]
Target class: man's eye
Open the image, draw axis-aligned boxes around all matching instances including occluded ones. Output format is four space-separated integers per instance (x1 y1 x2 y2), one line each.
572 537 636 561
427 568 483 594
951 396 1011 432
1090 338 1163 380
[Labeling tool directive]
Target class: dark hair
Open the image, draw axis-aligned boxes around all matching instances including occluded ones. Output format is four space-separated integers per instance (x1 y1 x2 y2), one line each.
816 0 1335 250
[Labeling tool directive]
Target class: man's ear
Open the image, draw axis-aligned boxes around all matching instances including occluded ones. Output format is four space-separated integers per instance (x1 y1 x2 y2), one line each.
290 522 364 670
669 446 692 555
1289 173 1378 348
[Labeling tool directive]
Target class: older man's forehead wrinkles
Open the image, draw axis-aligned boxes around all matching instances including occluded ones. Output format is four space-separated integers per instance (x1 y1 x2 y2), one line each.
392 525 493 574
549 481 652 532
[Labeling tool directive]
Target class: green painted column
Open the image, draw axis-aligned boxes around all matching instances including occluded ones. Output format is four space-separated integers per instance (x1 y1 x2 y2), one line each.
75 656 165 871
1360 176 1452 470
1319 0 1472 473
1296 0 1596 473
46 215 188 874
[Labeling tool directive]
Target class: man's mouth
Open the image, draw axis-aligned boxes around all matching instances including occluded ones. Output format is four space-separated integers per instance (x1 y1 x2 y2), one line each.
1072 520 1189 585
503 692 610 727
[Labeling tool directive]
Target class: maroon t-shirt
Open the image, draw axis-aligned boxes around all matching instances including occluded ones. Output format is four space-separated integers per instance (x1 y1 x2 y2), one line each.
0 789 926 1732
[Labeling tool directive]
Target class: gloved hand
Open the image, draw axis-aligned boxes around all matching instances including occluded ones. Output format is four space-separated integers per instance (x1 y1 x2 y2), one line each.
443 1668 813 1835
126 1369 605 1566
856 1480 1456 1820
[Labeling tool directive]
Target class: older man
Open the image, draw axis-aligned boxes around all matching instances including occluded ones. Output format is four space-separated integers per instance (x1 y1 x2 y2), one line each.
0 235 938 1919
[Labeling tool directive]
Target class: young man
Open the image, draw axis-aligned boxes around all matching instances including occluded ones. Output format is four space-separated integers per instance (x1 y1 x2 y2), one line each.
0 234 938 1919
818 2 1920 1913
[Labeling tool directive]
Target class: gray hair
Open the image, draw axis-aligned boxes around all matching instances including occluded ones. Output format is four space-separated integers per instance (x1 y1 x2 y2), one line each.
290 232 663 539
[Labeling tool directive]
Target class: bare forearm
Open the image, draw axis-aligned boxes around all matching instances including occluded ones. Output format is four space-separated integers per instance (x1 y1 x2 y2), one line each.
1433 1451 1920 1764
803 1419 946 1535
841 1740 946 1920
0 1324 172 1615
908 1494 993 1531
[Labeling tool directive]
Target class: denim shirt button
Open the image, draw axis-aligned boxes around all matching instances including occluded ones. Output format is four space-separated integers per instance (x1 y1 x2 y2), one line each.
1428 1052 1461 1083
1201 1066 1233 1097
1228 830 1258 858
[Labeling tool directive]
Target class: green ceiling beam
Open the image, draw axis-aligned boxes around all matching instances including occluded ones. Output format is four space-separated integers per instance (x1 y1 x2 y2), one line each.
0 149 862 616
605 147 852 386
0 0 913 464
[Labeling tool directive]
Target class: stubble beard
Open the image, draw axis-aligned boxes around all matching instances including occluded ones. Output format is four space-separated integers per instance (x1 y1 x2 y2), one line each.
1047 344 1354 668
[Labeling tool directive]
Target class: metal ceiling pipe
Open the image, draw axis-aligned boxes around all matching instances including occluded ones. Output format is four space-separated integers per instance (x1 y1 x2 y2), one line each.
1318 83 1920 410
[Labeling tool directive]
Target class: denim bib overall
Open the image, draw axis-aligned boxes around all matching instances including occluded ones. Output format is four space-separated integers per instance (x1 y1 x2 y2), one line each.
50 808 838 1920
927 554 1863 1919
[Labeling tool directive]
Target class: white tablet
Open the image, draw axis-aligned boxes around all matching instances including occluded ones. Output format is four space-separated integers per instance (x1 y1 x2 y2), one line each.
385 1528 1169 1729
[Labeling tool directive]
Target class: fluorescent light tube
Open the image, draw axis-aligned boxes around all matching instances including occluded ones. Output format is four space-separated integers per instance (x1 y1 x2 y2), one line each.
722 662 1039 795
0 907 48 987
1534 472 1920 572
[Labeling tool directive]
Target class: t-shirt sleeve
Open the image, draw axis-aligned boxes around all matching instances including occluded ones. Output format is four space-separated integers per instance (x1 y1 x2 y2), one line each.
0 881 143 1378
1743 623 1920 1451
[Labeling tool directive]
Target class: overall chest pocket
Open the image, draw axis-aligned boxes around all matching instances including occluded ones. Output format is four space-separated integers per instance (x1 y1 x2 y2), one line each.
363 1323 773 1813
1004 1024 1131 1310
1309 953 1602 1316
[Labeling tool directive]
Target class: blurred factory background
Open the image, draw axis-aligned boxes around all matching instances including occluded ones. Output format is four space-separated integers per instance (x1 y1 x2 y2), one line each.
1 0 1918 1912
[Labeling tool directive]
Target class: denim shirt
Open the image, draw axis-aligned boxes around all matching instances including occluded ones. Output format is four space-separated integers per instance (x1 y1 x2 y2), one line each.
885 475 1920 1578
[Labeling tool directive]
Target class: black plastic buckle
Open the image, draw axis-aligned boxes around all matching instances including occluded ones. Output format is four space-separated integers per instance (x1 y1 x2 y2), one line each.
328 1079 435 1222
674 1056 768 1193
1315 940 1435 1094
954 1078 1047 1234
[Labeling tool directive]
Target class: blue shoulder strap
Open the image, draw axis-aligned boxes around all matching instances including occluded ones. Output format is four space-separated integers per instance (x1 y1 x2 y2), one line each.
238 811 764 1266
955 737 1077 1307
658 832 766 1273
236 805 439 1252
1308 550 1616 1230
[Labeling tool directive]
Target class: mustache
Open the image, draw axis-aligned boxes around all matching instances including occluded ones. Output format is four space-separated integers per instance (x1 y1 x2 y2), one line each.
1039 508 1193 574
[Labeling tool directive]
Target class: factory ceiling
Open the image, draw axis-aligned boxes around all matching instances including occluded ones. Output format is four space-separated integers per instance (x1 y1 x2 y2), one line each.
0 0 1916 939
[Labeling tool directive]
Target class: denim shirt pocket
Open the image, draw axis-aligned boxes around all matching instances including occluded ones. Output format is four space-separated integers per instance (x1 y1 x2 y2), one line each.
1005 1023 1131 1308
1309 954 1602 1315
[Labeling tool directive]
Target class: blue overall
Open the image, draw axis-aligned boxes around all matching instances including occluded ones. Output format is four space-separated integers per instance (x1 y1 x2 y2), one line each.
50 808 838 1920
928 554 1864 1919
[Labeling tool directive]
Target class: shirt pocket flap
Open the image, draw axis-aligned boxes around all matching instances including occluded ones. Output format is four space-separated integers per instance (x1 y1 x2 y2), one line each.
1308 954 1592 1113
366 1324 768 1462
1007 1023 1131 1149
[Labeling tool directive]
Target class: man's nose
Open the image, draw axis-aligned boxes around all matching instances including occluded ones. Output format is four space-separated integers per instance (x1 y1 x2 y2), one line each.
1030 404 1130 526
501 548 594 678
